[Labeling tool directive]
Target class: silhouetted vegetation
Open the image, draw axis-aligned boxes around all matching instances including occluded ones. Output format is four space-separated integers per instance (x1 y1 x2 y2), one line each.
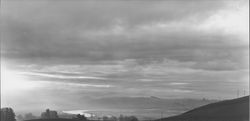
17 114 24 121
25 118 78 121
24 113 38 120
101 116 117 121
41 109 58 119
119 115 138 121
1 107 16 121
74 114 87 121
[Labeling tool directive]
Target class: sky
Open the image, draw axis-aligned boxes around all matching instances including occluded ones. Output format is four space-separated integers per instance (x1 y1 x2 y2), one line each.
1 0 249 115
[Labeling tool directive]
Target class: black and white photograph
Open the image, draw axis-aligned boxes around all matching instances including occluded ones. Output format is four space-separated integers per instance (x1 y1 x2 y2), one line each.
1 0 249 121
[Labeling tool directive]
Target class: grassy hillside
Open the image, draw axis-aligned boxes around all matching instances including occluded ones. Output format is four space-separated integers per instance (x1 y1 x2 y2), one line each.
156 96 249 121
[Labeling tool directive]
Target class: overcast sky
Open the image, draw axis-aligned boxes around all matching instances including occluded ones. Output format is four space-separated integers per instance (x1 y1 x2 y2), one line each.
1 0 249 114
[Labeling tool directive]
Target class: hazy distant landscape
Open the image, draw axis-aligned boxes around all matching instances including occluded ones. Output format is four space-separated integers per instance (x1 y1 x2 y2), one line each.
2 96 249 121
82 96 217 119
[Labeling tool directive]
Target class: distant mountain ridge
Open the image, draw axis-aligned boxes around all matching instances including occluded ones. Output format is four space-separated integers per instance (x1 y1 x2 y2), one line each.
156 96 249 121
84 96 217 119
87 96 217 110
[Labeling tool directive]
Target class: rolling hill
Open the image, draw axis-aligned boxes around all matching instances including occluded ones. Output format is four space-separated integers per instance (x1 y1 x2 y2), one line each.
156 96 249 121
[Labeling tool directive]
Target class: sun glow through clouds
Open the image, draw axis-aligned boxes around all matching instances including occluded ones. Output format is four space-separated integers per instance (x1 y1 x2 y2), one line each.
1 66 40 95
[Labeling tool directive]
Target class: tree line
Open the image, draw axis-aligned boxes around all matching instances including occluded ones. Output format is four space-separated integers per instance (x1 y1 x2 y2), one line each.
1 107 138 121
